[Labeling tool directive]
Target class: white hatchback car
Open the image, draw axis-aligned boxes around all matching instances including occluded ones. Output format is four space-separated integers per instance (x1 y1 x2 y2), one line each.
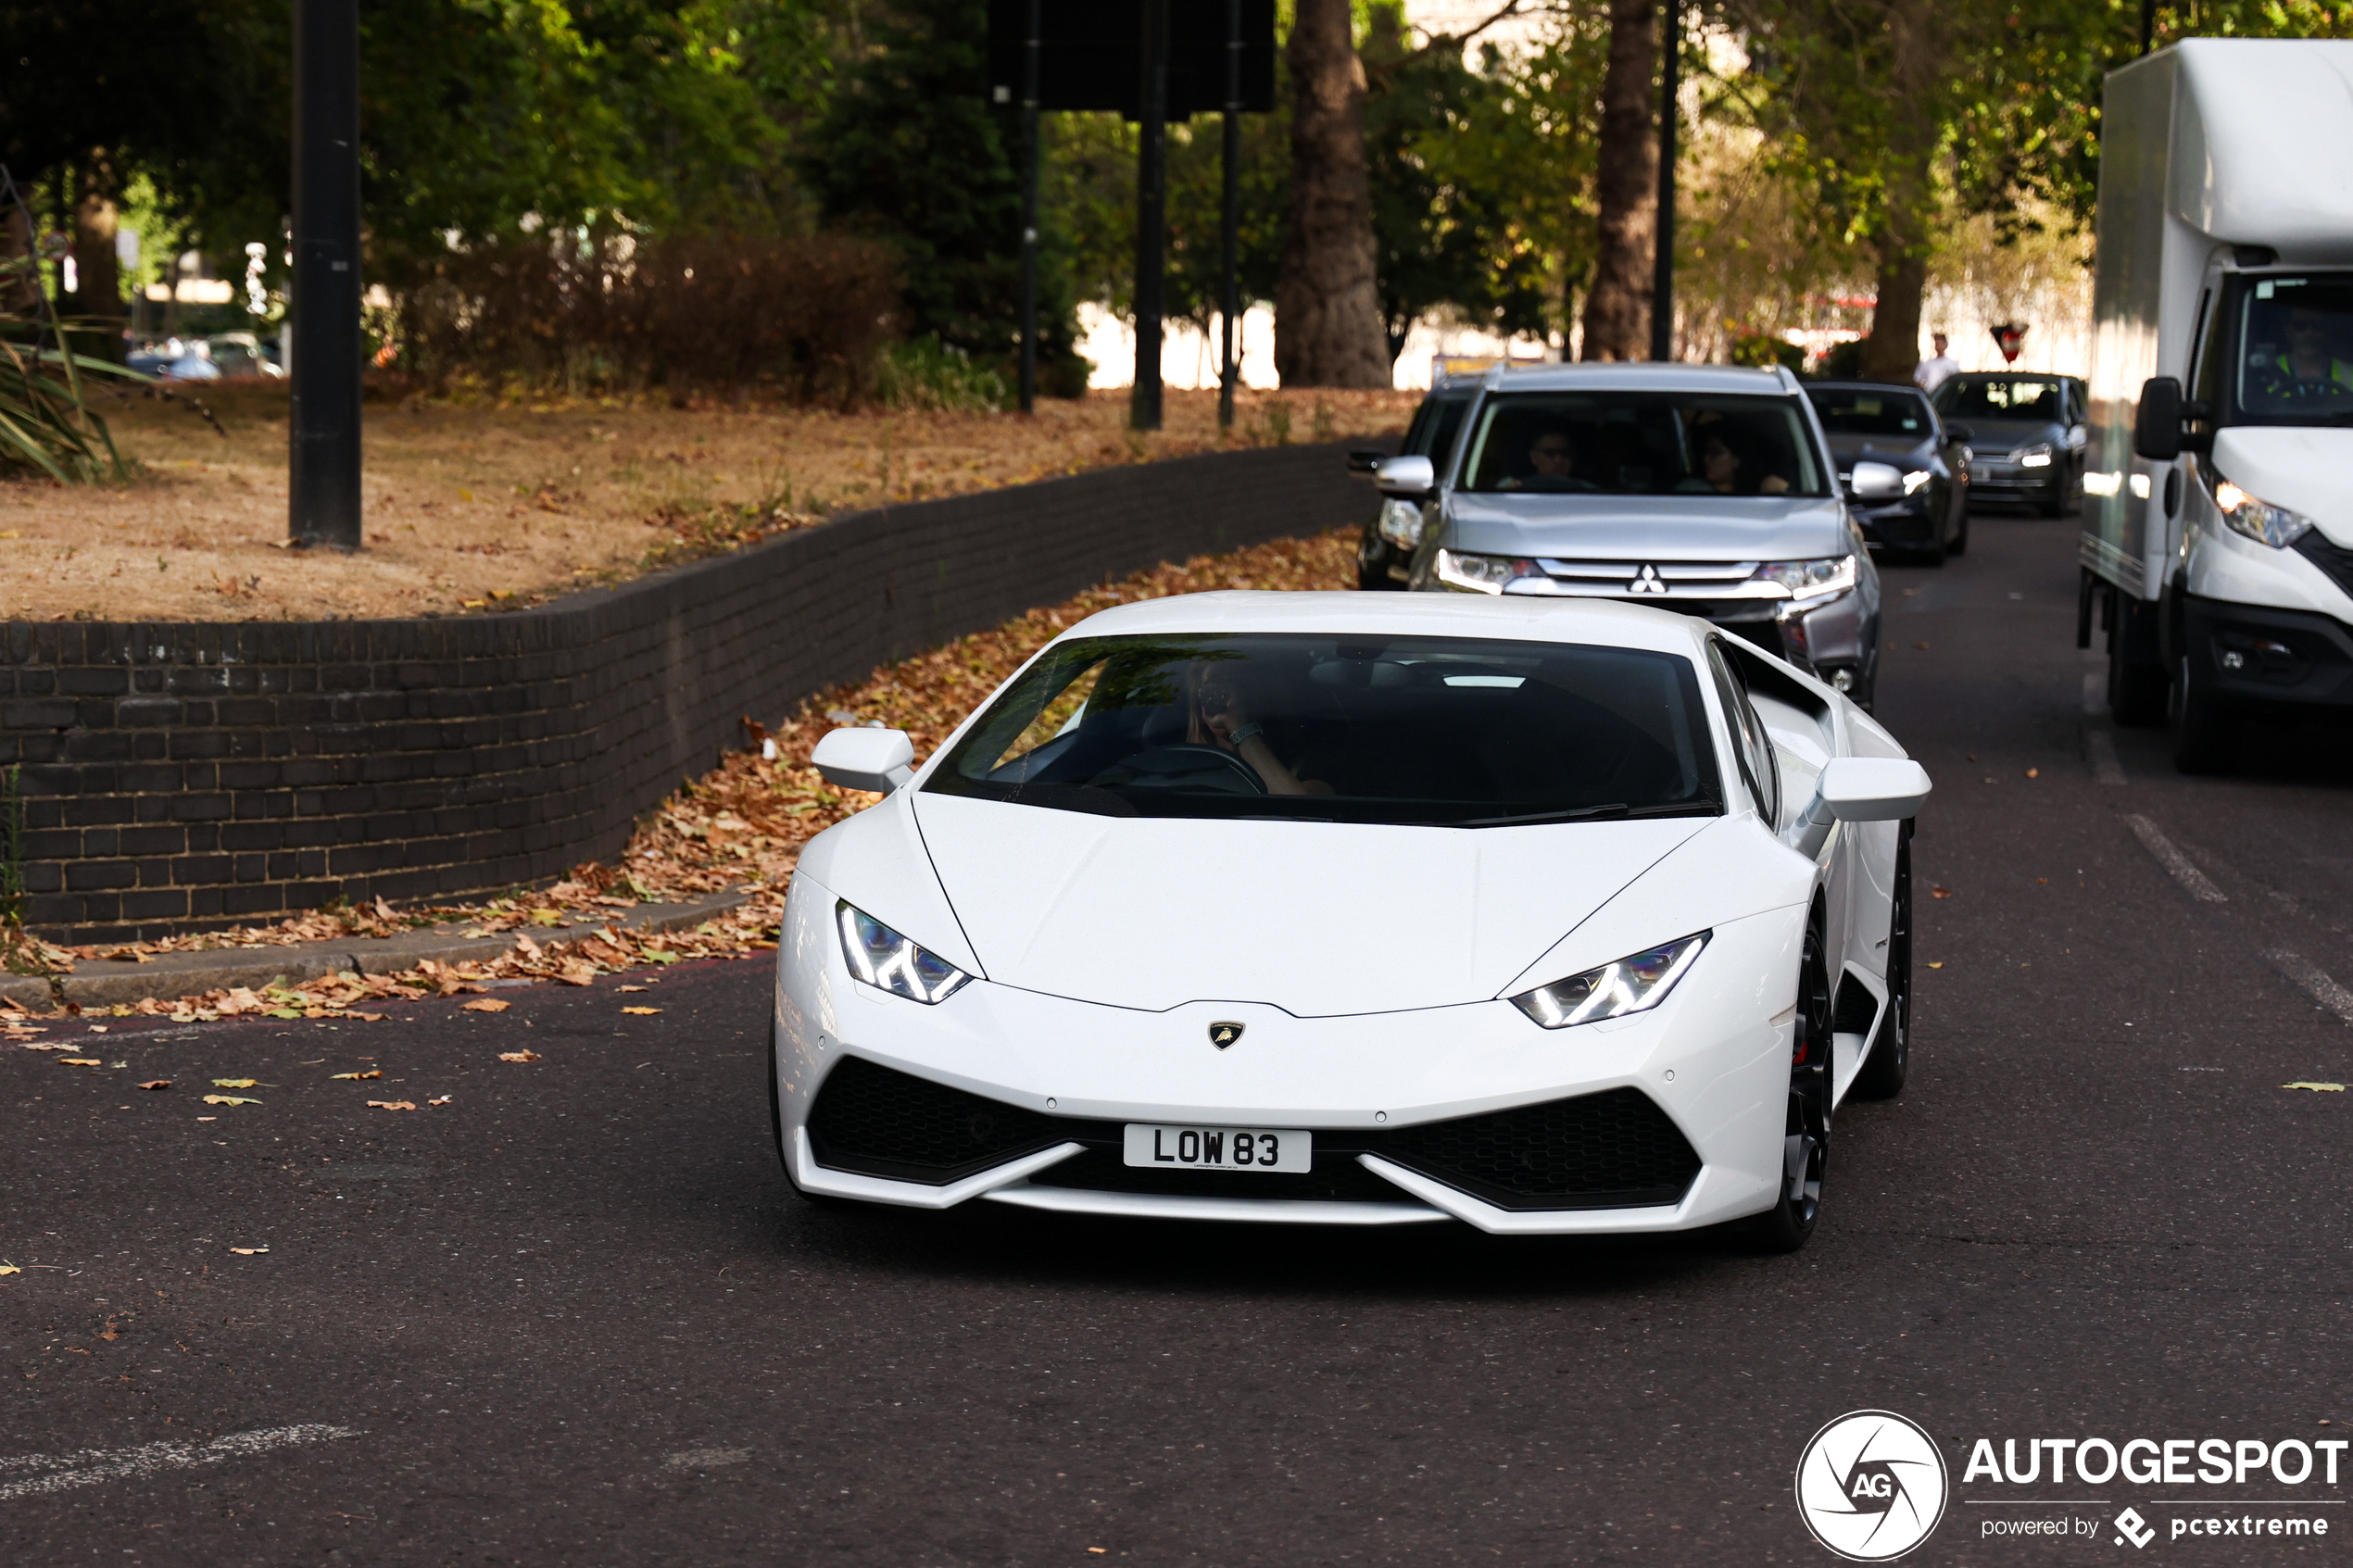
771 592 1928 1250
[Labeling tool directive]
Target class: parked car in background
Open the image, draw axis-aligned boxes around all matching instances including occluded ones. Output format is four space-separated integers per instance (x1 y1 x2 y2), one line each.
1804 382 1972 560
1384 362 1885 709
207 332 284 379
1930 372 2087 516
1349 368 1480 590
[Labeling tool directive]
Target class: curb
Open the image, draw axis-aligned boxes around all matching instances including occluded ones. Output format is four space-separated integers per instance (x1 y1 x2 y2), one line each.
0 888 756 1013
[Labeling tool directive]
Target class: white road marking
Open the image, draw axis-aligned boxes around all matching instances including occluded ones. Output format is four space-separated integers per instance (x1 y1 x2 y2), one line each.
2123 815 2226 903
2267 949 2353 1025
0 1424 357 1503
2084 730 2127 786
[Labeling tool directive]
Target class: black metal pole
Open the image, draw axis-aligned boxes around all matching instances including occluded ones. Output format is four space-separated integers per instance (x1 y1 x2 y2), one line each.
1018 0 1040 415
1132 0 1168 433
2138 0 2157 54
290 0 362 549
1218 0 1241 431
1650 0 1678 363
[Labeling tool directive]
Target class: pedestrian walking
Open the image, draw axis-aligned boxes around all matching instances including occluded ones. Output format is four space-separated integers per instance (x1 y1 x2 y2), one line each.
1914 332 1960 393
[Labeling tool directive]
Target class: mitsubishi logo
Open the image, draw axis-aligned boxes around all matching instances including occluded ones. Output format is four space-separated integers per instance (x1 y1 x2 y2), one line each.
1629 563 1668 594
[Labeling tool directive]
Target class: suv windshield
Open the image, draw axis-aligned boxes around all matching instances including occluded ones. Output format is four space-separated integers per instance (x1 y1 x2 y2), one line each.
1806 386 1932 438
926 633 1722 827
1932 377 2063 421
1456 391 1828 496
2222 273 2353 425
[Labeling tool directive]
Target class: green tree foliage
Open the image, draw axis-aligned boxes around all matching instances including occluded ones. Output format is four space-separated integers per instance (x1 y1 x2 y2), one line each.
802 0 1087 391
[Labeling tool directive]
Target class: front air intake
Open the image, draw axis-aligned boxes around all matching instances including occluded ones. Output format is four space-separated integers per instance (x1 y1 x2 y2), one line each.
1377 1087 1700 1210
805 1055 1070 1185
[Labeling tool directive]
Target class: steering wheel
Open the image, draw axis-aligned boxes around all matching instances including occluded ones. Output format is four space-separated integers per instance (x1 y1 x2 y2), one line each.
1110 743 1268 796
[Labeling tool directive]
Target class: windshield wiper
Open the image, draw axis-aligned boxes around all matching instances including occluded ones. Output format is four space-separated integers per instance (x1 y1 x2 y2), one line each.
1451 801 1717 828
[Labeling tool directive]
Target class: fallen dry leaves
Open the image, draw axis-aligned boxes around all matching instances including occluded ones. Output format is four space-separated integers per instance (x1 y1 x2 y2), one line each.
368 1100 418 1111
498 1050 540 1062
7 525 1357 1027
331 1070 384 1080
621 1006 661 1015
201 1094 258 1106
137 1080 170 1090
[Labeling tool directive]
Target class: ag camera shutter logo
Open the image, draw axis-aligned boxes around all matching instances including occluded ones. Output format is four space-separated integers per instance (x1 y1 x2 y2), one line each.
1795 1410 1950 1561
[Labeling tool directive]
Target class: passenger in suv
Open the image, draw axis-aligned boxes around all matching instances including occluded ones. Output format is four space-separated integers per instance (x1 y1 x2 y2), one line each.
1383 362 1884 708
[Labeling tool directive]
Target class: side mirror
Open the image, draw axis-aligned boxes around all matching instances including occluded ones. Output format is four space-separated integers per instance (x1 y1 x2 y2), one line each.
1818 757 1932 822
1849 460 1903 499
1376 454 1436 495
2134 376 2183 461
812 727 916 794
1346 448 1390 473
1944 422 1974 445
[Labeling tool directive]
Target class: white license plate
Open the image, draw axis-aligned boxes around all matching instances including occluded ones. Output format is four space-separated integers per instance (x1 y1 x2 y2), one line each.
1122 1123 1311 1173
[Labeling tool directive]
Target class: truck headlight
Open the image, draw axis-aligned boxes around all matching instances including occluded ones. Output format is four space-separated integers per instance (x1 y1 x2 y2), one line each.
1752 555 1856 601
2016 443 2055 469
837 901 973 1003
1434 548 1539 594
1378 498 1426 549
1510 932 1710 1028
2210 471 2317 549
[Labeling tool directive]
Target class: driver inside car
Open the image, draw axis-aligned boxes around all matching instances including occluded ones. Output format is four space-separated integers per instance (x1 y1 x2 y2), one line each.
1497 420 1592 492
1186 664 1333 797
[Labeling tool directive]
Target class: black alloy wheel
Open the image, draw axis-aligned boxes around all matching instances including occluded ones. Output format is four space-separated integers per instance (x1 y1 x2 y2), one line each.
1852 829 1912 1099
2170 653 2241 774
1743 911 1833 1253
1945 505 1970 558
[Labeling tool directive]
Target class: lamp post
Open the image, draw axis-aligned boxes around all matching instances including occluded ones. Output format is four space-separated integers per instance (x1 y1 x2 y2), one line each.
289 0 362 549
1132 0 1168 433
1650 0 1679 363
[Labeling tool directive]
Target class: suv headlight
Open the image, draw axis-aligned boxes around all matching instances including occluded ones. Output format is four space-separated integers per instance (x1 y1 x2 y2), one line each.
2208 470 2318 549
1434 548 1539 593
2015 443 2055 469
1509 932 1709 1029
1378 497 1426 549
1751 555 1856 601
836 901 973 1003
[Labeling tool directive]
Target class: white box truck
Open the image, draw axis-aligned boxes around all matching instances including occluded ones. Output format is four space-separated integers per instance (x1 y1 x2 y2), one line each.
2082 38 2353 770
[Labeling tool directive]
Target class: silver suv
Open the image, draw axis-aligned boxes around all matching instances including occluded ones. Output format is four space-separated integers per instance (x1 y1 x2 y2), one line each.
1377 362 1883 708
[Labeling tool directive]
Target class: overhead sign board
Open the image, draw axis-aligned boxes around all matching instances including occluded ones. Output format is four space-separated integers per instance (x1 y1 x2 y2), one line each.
986 0 1277 119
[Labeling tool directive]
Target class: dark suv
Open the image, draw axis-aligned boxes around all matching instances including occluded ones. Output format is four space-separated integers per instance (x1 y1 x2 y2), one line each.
1349 370 1480 589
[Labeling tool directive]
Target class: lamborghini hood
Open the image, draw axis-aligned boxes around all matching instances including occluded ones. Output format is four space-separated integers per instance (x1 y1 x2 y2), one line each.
908 791 1709 1017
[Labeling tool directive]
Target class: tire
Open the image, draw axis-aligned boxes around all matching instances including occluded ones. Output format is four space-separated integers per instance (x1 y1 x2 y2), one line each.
1355 531 1389 592
2108 652 2169 727
2170 653 2241 774
1851 832 1912 1100
1741 910 1833 1254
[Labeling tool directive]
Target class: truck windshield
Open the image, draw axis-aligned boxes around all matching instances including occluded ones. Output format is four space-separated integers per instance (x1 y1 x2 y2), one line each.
1456 392 1829 496
2228 274 2353 425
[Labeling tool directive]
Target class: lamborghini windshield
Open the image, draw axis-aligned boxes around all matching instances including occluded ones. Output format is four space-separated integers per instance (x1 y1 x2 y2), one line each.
926 633 1723 826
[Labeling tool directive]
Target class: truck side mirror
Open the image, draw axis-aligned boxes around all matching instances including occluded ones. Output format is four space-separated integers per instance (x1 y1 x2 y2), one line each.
2134 376 2184 461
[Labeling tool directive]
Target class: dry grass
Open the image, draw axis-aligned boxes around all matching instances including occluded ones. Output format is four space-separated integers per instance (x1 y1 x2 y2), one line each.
2 524 1359 1030
0 382 1412 623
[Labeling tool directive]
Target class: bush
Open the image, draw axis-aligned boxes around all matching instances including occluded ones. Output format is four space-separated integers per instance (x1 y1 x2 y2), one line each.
874 335 1008 413
397 232 902 404
1728 329 1806 376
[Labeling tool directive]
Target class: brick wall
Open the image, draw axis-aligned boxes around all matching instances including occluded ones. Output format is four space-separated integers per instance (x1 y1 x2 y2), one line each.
4 440 1381 941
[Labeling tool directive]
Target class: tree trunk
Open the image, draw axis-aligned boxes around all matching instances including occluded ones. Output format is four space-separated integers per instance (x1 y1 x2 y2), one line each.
1854 0 1937 383
1275 0 1389 389
1580 0 1658 361
0 201 41 320
70 162 129 363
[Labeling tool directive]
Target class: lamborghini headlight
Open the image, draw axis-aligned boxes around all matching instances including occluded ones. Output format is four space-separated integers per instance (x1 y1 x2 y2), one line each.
836 901 973 1003
1508 932 1709 1029
1751 556 1856 601
2210 472 2318 549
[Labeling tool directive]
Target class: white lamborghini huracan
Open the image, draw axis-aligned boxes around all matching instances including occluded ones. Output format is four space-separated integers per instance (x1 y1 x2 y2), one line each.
770 592 1929 1250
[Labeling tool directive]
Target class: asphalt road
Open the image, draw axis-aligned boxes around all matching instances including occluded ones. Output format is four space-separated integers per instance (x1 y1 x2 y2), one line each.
7 513 2352 1566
